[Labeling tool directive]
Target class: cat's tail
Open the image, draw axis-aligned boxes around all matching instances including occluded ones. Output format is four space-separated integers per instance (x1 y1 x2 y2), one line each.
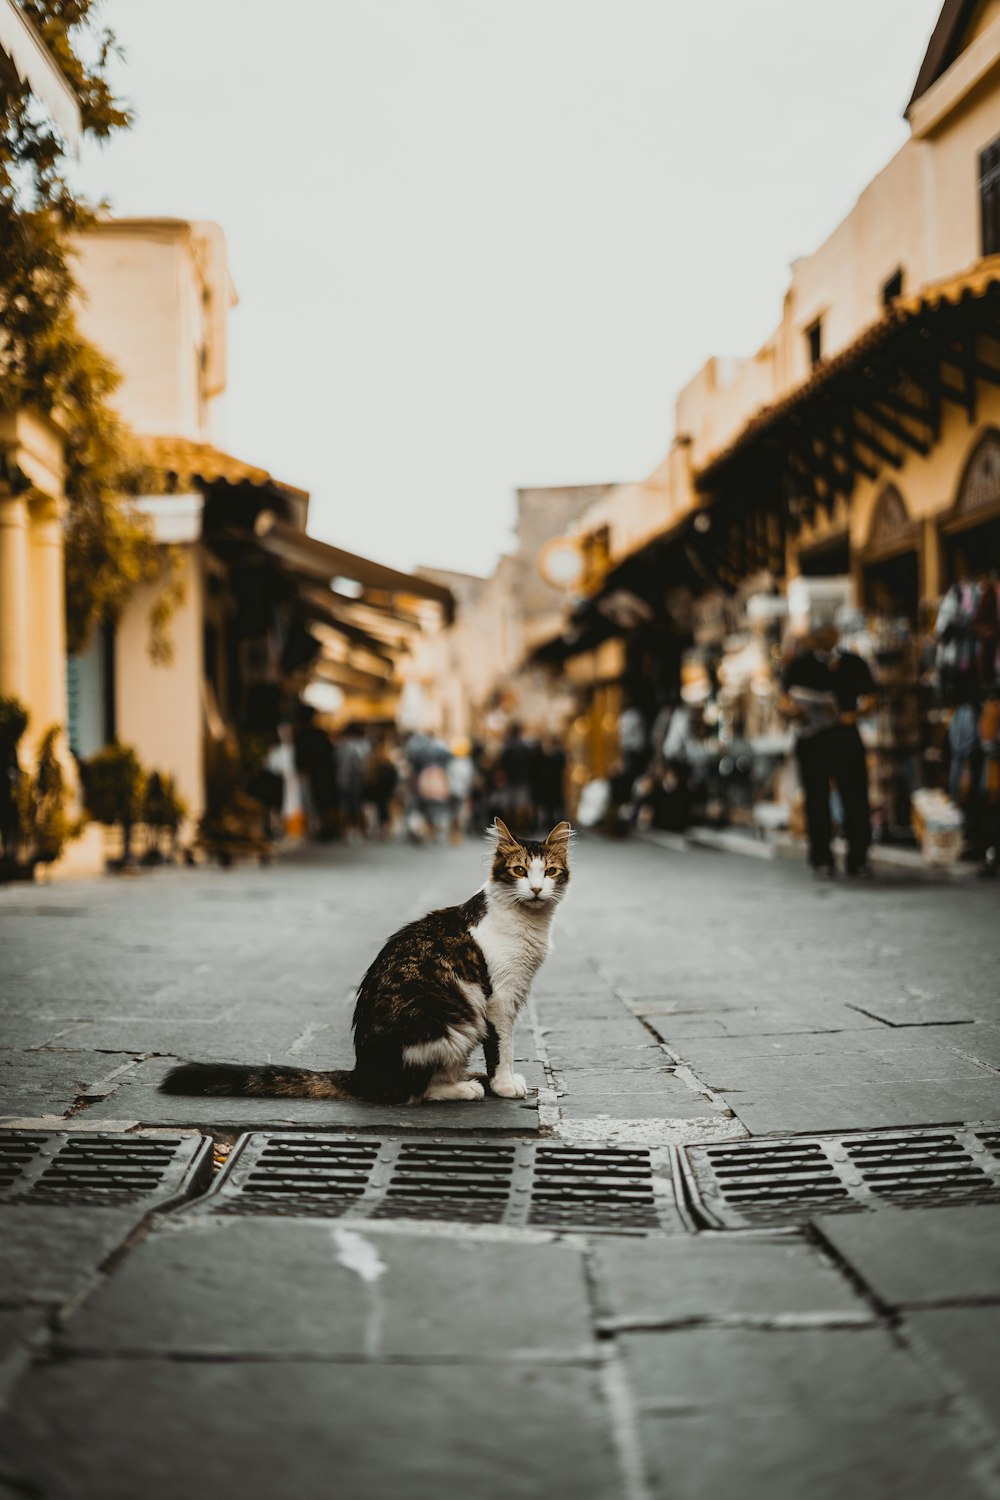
159 1061 359 1100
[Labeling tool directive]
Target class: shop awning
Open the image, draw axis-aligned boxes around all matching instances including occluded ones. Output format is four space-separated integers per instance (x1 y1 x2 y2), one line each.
311 656 400 696
293 581 421 648
138 436 309 506
295 596 398 669
0 0 80 149
253 515 454 621
696 259 1000 528
534 510 719 666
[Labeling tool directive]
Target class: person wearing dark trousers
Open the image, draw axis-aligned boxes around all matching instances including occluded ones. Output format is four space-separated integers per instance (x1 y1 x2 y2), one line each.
780 624 877 877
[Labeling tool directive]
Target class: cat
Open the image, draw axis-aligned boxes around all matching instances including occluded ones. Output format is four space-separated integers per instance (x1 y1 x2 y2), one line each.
160 818 571 1105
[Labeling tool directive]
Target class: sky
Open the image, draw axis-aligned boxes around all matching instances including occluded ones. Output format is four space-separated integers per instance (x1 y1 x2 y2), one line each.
77 0 945 578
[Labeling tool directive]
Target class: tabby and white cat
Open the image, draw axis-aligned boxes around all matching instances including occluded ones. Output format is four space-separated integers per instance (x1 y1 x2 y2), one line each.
161 819 571 1105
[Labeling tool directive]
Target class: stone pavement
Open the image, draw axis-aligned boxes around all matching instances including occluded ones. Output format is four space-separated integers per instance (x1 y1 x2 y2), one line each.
0 836 998 1499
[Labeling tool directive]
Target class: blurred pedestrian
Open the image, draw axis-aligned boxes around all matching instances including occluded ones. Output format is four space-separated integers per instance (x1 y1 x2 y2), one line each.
336 725 369 844
404 731 452 842
780 624 877 877
293 705 338 840
618 700 648 785
498 722 534 831
366 737 400 839
533 735 567 829
447 737 476 840
976 684 1000 878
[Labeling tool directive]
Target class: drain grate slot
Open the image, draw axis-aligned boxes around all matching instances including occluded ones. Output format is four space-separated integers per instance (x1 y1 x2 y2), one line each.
206 1134 674 1232
0 1130 211 1207
682 1124 1000 1228
0 1133 47 1191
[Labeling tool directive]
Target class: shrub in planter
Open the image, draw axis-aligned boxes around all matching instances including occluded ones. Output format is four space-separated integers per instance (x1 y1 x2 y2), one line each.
21 727 77 868
82 744 146 865
0 696 29 869
142 771 188 863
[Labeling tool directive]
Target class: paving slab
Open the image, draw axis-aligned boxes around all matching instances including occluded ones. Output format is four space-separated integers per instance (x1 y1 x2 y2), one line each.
639 1003 887 1037
669 1028 996 1081
59 1218 595 1359
845 993 983 1027
592 1236 867 1324
638 1409 989 1500
942 1023 1000 1071
90 1056 543 1132
0 1358 620 1500
534 991 629 1019
0 1051 141 1120
620 1326 942 1411
0 1206 142 1306
557 1075 723 1121
552 1065 680 1091
723 1079 1000 1135
903 1306 1000 1428
815 1204 1000 1306
47 1018 348 1060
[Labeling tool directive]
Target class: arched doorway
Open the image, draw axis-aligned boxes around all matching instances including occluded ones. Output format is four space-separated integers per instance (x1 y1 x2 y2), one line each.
941 428 1000 580
858 485 922 625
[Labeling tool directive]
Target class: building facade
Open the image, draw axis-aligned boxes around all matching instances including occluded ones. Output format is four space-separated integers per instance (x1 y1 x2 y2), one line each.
538 0 1000 844
406 484 616 744
70 219 451 848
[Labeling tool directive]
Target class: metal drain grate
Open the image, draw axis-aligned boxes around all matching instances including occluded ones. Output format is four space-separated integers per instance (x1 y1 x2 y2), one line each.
0 1129 211 1207
529 1146 660 1230
239 1136 378 1205
680 1123 1000 1228
205 1134 677 1233
375 1143 516 1224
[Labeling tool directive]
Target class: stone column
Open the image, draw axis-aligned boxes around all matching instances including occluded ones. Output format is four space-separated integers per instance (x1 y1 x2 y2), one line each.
0 486 30 706
27 493 69 737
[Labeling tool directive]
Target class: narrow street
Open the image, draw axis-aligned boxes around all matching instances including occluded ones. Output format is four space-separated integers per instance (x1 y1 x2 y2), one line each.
0 840 998 1499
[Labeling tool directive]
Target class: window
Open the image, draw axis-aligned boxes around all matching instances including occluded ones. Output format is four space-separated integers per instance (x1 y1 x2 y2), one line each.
980 134 1000 255
806 319 823 369
882 268 903 307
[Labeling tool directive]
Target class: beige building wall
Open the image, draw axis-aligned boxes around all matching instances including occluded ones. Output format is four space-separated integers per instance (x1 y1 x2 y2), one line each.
73 218 234 443
69 218 237 828
113 545 205 821
0 407 69 752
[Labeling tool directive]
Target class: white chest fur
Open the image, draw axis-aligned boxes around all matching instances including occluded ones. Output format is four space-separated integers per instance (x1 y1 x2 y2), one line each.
469 895 552 1007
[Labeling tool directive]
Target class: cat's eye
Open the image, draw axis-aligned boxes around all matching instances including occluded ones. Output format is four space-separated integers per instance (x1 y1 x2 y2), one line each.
545 866 559 878
511 865 527 877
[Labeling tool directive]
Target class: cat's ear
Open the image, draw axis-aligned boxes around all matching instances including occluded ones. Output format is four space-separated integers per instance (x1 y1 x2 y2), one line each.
545 821 573 847
492 817 516 847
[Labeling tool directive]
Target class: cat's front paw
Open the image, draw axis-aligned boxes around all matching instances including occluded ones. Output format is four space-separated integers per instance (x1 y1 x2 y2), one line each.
490 1072 528 1099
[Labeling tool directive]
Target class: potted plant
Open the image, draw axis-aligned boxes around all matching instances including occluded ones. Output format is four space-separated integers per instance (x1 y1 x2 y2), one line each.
141 771 188 864
21 727 77 872
0 696 30 878
81 743 146 868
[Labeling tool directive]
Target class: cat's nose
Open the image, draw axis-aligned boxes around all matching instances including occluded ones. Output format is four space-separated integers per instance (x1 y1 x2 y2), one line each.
530 883 542 895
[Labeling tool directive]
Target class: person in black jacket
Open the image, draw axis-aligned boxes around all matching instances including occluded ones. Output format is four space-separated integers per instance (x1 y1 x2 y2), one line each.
780 624 877 877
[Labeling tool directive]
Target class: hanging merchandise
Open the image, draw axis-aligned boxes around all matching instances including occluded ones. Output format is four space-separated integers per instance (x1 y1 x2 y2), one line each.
935 582 982 703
